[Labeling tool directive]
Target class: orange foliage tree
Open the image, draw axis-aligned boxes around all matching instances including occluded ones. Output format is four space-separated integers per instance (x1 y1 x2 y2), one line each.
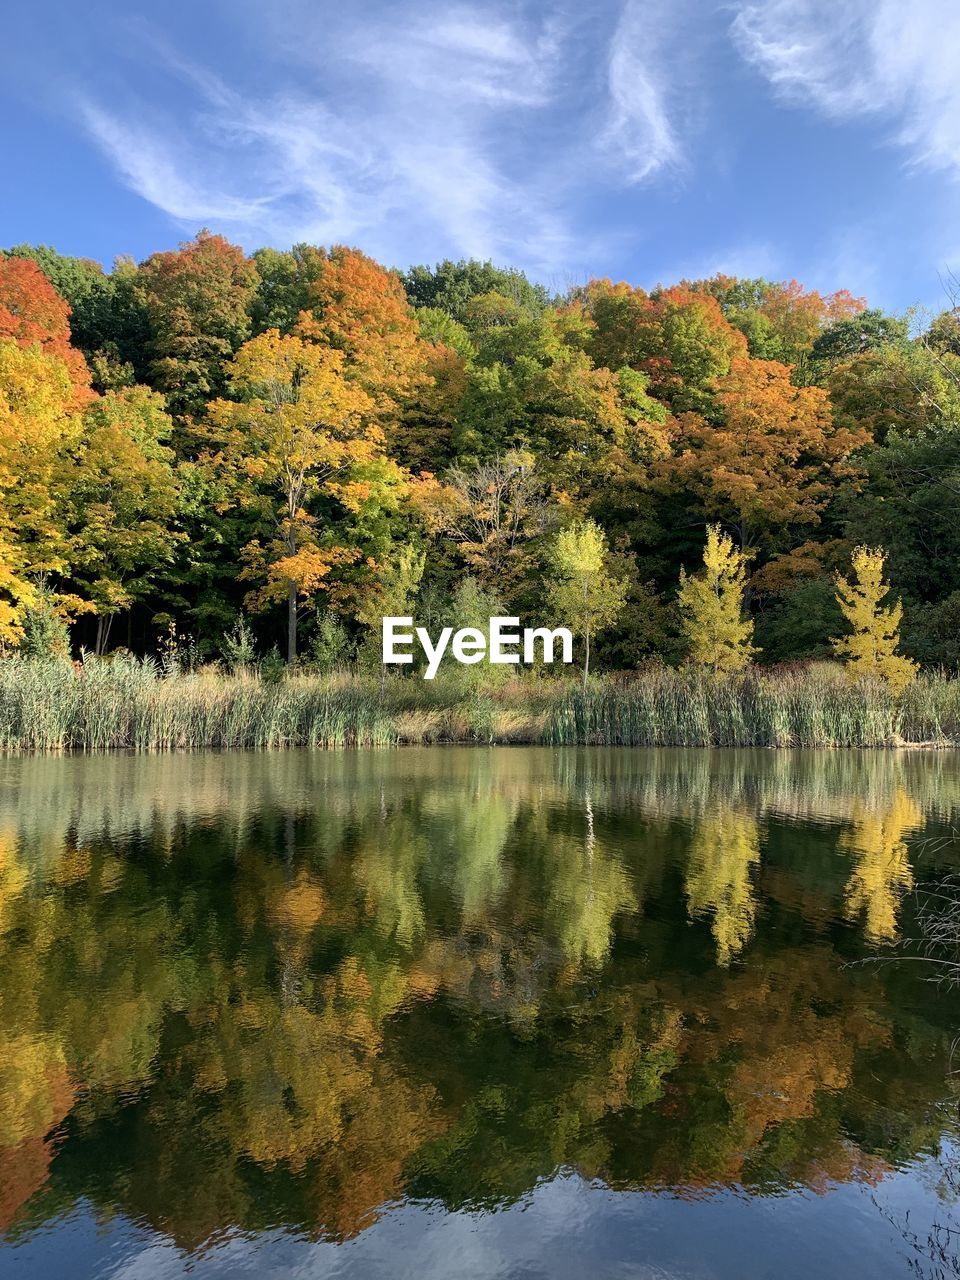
0 256 91 398
666 356 869 554
296 246 428 417
583 279 747 413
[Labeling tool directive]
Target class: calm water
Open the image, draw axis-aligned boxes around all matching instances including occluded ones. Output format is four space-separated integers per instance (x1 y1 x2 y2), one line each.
2 748 960 1279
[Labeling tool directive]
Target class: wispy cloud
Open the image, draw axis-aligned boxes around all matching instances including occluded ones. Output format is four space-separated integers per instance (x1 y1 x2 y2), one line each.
730 0 960 178
604 0 685 182
352 6 563 108
70 1 692 272
79 102 274 226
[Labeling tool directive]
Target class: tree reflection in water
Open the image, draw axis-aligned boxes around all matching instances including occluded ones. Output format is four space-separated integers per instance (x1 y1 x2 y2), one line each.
0 747 958 1251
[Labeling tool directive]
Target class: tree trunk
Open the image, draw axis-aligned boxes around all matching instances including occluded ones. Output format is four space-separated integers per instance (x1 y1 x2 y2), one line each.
739 521 754 612
287 582 297 665
583 626 590 693
287 518 297 665
94 615 114 656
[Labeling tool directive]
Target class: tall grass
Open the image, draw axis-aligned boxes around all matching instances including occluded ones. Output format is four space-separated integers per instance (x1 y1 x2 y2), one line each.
547 666 960 747
1 655 959 752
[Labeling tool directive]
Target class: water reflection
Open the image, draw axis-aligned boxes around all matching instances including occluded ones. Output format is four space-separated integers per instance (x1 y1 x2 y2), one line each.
841 787 921 943
684 804 760 965
0 748 959 1268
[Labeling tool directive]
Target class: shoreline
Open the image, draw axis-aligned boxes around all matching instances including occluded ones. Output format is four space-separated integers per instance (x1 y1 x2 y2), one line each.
4 739 960 756
3 657 960 753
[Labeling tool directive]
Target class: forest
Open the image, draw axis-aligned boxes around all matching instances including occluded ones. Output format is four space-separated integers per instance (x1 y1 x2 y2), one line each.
2 230 959 686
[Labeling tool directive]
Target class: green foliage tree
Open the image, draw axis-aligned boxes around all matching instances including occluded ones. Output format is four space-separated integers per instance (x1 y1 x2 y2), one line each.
455 302 669 506
357 542 425 689
810 308 908 367
413 307 476 360
827 341 960 442
249 243 326 335
401 259 550 321
69 386 182 652
838 428 960 664
17 588 71 659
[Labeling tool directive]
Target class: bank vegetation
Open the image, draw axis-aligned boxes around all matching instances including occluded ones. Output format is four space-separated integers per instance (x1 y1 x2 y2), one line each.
3 655 960 753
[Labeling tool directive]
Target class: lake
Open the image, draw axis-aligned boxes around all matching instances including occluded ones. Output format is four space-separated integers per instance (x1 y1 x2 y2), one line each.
2 748 960 1279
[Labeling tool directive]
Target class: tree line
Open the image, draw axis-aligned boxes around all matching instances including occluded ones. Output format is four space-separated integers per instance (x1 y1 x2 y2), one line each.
2 231 958 677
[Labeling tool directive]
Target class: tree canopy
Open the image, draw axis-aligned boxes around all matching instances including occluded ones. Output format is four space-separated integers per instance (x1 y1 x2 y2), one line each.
0 228 956 672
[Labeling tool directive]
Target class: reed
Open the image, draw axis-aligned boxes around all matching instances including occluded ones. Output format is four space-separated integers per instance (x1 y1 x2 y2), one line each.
1 654 959 752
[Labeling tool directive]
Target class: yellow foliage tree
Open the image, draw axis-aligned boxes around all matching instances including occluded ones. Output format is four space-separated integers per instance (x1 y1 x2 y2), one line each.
546 519 627 690
832 546 918 693
677 524 756 672
0 339 85 644
208 330 401 662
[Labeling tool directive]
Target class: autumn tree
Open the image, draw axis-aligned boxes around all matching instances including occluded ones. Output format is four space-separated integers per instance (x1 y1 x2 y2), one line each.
68 387 182 652
0 244 131 385
208 330 394 662
295 246 426 416
667 356 867 556
677 525 756 672
582 280 747 414
0 340 84 643
685 805 760 965
756 279 864 376
841 788 920 943
832 546 918 692
689 275 865 375
136 230 257 421
546 520 626 689
0 255 91 397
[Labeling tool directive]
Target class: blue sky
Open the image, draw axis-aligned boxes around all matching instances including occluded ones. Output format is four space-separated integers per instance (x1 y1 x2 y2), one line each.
2 0 959 313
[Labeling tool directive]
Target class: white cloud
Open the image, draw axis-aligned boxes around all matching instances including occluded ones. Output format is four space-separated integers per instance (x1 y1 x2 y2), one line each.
79 103 272 225
605 0 684 182
71 1 692 272
353 7 563 107
731 0 960 177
